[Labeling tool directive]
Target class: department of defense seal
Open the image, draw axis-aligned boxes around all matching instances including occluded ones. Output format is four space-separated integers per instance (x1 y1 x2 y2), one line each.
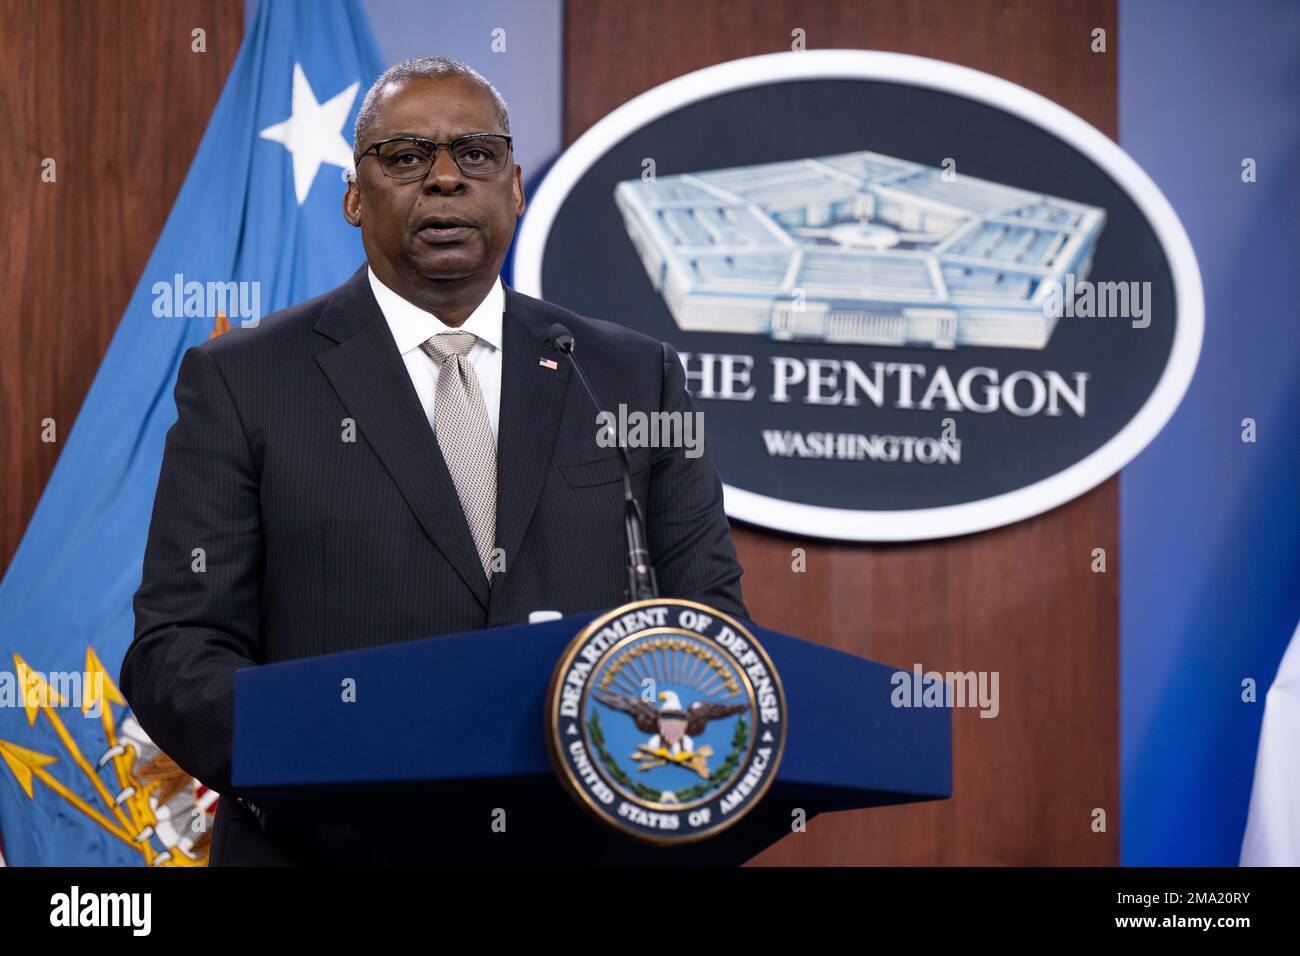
545 598 787 845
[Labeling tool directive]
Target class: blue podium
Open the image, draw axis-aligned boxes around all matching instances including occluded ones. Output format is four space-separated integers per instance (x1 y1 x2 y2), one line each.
231 609 951 863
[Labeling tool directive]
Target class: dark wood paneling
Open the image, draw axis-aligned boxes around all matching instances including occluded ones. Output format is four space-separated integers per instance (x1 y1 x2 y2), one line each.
0 0 242 574
565 0 1119 864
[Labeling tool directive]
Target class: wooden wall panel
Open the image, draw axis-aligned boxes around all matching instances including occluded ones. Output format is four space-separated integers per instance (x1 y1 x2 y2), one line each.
565 0 1119 865
0 0 242 574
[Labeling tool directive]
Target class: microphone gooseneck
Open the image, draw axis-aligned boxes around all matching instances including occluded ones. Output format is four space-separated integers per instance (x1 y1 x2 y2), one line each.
547 323 659 602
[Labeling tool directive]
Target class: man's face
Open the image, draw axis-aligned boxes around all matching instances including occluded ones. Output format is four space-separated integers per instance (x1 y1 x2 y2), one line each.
345 75 524 289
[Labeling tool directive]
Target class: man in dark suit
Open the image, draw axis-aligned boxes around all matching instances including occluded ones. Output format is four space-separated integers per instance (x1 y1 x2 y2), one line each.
121 57 746 865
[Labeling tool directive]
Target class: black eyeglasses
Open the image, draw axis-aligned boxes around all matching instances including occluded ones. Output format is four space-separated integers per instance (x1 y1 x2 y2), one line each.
358 134 513 181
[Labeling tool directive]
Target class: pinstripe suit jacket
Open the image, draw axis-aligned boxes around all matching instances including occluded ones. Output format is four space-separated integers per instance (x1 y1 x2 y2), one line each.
121 263 747 864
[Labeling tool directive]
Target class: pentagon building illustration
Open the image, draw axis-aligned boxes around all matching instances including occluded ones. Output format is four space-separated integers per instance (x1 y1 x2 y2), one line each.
613 151 1106 350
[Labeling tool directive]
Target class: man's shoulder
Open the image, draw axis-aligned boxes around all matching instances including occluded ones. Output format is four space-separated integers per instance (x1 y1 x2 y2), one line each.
192 276 674 376
194 283 337 364
506 286 666 362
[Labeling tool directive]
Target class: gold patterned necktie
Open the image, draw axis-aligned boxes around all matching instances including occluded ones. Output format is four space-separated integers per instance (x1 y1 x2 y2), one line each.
418 331 497 579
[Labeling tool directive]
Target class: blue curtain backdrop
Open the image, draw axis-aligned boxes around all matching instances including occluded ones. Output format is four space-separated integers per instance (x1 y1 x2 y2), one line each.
1119 0 1300 865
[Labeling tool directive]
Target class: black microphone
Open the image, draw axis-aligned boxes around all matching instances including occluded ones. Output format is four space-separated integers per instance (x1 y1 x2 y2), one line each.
547 323 659 603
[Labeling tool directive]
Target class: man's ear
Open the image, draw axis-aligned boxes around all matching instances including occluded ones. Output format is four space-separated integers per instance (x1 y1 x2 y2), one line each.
513 165 526 217
343 178 362 226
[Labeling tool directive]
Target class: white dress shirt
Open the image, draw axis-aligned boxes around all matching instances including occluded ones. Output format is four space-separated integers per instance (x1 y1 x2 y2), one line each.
367 266 505 443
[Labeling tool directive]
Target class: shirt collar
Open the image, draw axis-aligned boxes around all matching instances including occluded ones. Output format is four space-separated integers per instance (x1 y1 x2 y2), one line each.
367 265 505 356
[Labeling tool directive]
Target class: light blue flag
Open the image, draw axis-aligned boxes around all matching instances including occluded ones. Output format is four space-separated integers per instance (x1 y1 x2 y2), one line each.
0 0 385 866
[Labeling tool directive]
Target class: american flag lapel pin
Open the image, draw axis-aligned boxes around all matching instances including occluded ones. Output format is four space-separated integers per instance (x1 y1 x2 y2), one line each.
538 357 558 370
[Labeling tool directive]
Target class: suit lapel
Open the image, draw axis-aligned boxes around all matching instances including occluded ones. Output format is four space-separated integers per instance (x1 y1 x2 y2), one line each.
314 266 491 610
492 284 571 602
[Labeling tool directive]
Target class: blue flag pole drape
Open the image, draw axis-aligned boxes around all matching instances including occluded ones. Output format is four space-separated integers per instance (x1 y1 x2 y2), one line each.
0 0 385 866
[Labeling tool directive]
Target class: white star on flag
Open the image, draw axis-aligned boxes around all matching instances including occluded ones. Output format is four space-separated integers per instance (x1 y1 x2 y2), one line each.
259 62 359 205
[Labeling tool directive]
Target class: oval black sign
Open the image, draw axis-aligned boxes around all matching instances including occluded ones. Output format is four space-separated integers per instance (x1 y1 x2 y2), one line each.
516 52 1202 541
